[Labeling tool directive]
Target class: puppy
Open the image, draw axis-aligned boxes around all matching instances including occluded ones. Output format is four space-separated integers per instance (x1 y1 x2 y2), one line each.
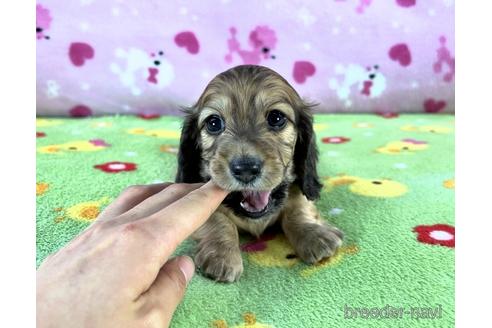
176 65 343 282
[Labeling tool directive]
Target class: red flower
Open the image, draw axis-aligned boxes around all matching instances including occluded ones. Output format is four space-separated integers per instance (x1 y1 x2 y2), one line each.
376 111 399 118
413 224 455 248
321 136 351 144
94 161 137 173
37 132 46 138
138 113 161 119
240 233 276 252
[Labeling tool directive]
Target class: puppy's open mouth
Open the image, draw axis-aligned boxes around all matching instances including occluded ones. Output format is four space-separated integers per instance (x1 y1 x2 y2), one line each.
222 183 288 219
239 190 272 213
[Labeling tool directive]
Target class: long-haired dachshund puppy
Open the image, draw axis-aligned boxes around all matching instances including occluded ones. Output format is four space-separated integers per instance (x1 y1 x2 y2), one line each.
176 65 343 282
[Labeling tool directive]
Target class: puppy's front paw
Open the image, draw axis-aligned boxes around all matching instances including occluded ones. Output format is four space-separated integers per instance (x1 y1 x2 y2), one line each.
295 223 344 264
194 243 243 282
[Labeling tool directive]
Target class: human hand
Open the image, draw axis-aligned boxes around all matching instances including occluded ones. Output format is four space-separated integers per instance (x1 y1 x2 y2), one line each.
37 181 228 328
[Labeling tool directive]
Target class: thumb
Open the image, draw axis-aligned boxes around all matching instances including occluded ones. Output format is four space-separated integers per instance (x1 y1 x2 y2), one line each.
144 256 195 325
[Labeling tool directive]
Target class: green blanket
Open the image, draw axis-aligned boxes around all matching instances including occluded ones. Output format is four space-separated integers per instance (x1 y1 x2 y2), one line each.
36 114 455 327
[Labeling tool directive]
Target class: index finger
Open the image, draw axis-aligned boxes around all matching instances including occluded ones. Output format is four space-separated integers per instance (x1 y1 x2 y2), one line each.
97 183 173 221
139 180 229 258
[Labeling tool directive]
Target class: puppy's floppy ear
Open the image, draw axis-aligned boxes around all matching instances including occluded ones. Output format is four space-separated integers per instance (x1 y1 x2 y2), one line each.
175 109 204 183
293 103 323 200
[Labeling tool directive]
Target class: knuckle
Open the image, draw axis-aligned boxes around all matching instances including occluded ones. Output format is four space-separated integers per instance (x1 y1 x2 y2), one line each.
165 265 187 292
90 221 113 234
165 183 190 195
142 308 166 328
121 185 147 197
186 188 208 203
117 222 157 242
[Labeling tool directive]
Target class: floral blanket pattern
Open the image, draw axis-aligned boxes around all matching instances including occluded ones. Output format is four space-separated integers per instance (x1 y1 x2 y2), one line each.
36 113 455 327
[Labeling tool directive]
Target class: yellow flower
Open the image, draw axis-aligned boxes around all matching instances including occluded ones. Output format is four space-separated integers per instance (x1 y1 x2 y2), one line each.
300 245 358 277
91 121 112 128
353 122 374 128
36 119 63 127
443 179 455 189
313 123 329 132
212 313 273 328
247 235 299 268
325 175 408 198
36 182 49 196
376 140 428 154
128 128 180 139
38 140 109 154
66 197 110 222
401 125 453 134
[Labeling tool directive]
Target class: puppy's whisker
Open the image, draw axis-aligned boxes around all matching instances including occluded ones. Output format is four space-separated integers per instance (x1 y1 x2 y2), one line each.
176 65 336 283
274 146 290 170
279 140 295 150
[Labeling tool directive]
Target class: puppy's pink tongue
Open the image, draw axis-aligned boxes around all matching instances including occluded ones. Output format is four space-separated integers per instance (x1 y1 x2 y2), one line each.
241 191 271 212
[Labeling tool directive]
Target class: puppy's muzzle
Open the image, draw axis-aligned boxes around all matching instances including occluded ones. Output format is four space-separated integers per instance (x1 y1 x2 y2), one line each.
229 156 262 184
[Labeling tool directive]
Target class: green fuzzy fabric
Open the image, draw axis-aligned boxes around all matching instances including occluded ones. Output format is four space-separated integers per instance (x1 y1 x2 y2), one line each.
36 114 455 328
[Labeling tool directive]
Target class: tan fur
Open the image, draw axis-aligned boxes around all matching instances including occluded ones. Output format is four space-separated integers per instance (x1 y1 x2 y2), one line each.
280 185 343 264
203 71 295 189
183 66 343 282
193 211 243 282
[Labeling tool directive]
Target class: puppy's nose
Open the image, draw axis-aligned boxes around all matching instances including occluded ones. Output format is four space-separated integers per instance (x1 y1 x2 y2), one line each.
229 156 262 183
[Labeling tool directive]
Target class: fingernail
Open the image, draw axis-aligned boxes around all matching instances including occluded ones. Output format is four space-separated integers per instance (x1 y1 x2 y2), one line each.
177 256 195 283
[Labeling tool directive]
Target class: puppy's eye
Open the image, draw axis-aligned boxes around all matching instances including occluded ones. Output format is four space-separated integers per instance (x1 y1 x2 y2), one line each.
267 110 287 130
205 115 225 135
